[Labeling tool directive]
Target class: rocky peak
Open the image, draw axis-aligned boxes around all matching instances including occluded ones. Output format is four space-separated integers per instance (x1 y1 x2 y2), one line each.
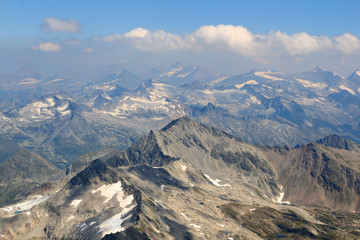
315 134 358 151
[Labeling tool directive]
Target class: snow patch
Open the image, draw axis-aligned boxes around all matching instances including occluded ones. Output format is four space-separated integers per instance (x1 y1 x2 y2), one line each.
189 223 201 229
181 213 191 221
60 110 71 116
20 78 42 85
92 181 134 208
70 199 82 207
159 66 183 77
76 222 88 231
254 72 283 81
1 206 13 212
250 208 256 212
92 181 122 203
209 76 229 86
199 89 213 95
177 71 193 78
181 165 187 171
339 85 355 95
1 195 49 216
235 80 259 89
355 70 360 77
101 93 112 100
217 223 225 227
295 78 327 88
57 103 69 112
98 204 135 237
204 174 231 187
14 195 50 212
67 216 75 222
249 95 261 104
272 186 291 205
160 185 165 190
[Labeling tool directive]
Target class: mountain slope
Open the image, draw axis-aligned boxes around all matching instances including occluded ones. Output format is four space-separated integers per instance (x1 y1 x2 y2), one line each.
2 118 360 239
264 137 360 211
0 150 59 207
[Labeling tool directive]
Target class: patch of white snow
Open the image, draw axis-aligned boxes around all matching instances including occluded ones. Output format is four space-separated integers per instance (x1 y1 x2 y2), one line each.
98 205 135 237
235 80 259 89
70 199 82 207
189 223 201 229
181 213 191 221
254 72 283 81
204 174 231 187
339 85 355 95
272 186 291 205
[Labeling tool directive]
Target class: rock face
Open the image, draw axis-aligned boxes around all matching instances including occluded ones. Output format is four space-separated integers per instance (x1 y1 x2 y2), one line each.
264 136 360 211
1 118 360 239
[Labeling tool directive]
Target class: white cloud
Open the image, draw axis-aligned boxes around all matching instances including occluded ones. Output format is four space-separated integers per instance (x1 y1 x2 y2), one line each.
42 17 81 33
100 25 360 59
123 28 149 38
192 25 259 56
83 47 94 53
334 33 360 54
32 42 62 52
269 31 332 55
103 27 190 51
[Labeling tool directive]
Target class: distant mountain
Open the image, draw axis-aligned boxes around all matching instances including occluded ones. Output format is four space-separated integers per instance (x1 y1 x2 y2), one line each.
13 66 42 80
0 150 59 206
294 67 344 85
1 65 360 169
97 70 142 90
2 118 360 239
152 62 200 86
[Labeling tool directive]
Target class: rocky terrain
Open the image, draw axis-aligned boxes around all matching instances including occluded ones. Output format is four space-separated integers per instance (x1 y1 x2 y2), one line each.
1 117 360 239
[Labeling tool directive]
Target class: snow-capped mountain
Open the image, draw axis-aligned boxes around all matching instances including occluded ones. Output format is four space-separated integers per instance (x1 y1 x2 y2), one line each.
1 65 360 168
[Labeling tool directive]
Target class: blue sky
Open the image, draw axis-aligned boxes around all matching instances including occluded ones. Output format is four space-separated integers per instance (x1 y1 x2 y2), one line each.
1 0 360 76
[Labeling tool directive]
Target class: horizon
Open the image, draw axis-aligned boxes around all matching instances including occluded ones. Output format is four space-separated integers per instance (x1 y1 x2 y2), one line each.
1 0 360 77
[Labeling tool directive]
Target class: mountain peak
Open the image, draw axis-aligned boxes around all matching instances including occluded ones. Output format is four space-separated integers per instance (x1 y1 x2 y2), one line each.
312 66 325 72
315 134 357 151
160 116 195 131
347 69 360 81
13 66 41 78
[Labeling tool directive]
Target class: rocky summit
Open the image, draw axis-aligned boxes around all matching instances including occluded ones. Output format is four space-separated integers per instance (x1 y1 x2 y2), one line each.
1 117 360 239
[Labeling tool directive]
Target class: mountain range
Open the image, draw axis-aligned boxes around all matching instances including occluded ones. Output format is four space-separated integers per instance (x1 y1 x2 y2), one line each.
1 117 360 239
1 63 360 169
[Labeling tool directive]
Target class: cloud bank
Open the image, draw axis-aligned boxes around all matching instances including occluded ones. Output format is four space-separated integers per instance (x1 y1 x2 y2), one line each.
101 25 360 60
41 17 81 33
32 42 62 52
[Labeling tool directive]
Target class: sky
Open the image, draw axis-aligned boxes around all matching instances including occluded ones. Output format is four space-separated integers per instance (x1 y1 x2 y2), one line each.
1 0 360 77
